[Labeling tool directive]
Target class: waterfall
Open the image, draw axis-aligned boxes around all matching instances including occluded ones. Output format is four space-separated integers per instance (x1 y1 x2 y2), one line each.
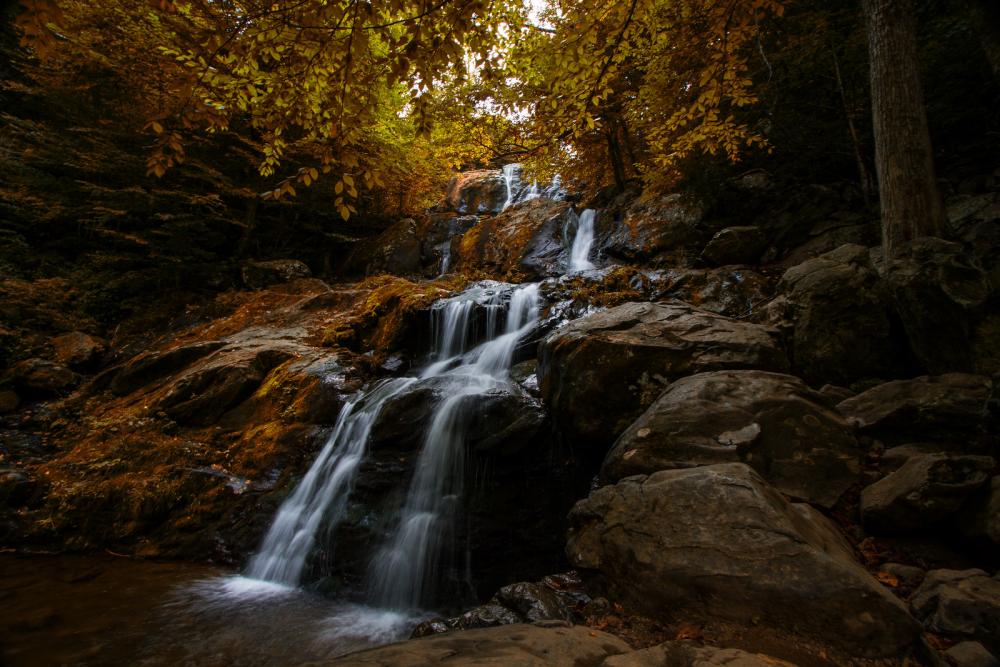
368 283 539 610
569 209 596 272
501 164 563 210
245 282 540 612
246 377 417 585
501 164 519 210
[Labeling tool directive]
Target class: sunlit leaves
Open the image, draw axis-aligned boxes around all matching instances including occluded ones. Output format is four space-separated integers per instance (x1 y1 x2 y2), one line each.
501 0 784 193
16 0 528 218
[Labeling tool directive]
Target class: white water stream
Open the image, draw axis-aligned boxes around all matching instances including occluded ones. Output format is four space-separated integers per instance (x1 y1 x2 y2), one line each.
244 281 540 613
569 209 596 272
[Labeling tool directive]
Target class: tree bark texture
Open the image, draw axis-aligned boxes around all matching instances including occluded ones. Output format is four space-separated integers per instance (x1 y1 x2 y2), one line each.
861 0 944 262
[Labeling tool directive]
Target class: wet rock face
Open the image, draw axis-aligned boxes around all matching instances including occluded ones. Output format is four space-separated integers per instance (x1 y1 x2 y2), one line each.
155 342 304 426
836 374 995 449
566 464 921 657
538 301 789 455
412 573 586 637
368 377 546 455
452 199 572 280
603 370 861 507
911 569 1000 653
860 454 995 533
341 215 482 278
445 170 509 214
343 217 425 277
328 622 631 667
779 244 899 385
108 341 228 396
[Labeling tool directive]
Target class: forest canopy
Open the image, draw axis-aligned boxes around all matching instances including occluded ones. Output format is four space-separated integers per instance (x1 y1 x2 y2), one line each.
14 0 785 217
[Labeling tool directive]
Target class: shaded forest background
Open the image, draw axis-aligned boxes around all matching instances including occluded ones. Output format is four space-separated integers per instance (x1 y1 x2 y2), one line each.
0 0 998 372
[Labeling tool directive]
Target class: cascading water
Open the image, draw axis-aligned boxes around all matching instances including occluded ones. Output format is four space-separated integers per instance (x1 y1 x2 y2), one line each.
368 285 539 611
501 163 520 210
500 163 564 211
568 209 596 272
246 376 417 585
243 281 540 615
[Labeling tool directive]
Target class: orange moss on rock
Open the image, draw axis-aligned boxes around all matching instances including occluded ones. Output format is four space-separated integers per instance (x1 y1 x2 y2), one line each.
323 274 467 357
454 199 570 281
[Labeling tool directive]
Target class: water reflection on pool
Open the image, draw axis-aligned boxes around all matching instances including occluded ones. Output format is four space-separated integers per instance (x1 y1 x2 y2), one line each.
0 554 425 666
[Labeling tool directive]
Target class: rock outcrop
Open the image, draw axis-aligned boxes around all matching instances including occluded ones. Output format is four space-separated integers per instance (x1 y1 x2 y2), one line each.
538 302 789 453
911 569 1000 653
837 374 995 449
778 244 899 385
860 453 995 533
566 463 920 657
452 198 572 280
602 370 861 507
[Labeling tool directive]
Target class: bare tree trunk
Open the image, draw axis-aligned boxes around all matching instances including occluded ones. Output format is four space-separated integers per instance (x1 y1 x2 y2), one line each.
861 0 945 263
966 0 1000 79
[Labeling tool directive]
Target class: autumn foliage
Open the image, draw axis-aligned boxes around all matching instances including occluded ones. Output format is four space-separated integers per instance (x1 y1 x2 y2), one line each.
14 0 787 213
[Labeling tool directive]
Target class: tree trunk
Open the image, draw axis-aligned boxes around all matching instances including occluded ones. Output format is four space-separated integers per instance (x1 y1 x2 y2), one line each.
966 0 1000 79
861 0 945 263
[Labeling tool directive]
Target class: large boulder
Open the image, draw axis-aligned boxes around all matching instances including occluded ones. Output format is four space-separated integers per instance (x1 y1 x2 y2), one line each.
342 215 481 278
778 244 899 385
452 199 572 280
566 463 921 657
910 569 1000 652
445 170 508 214
329 622 631 667
700 226 768 267
155 340 305 426
605 194 705 263
538 302 789 453
603 370 861 507
860 454 995 533
836 374 995 449
343 218 425 277
8 358 78 395
108 340 228 395
884 238 992 374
